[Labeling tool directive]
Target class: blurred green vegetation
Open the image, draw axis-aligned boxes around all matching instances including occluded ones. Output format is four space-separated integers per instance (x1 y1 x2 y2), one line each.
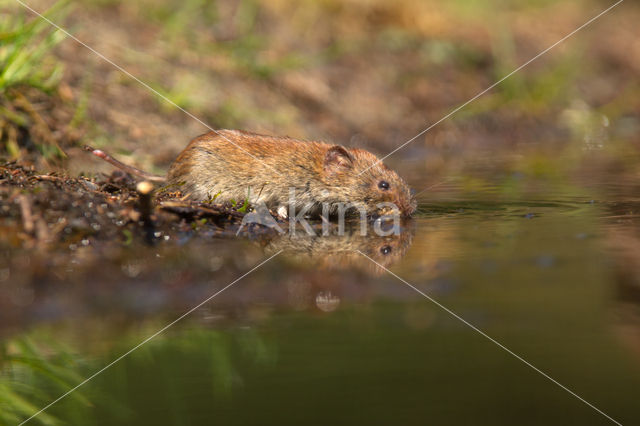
0 0 70 159
2 0 637 180
64 0 635 171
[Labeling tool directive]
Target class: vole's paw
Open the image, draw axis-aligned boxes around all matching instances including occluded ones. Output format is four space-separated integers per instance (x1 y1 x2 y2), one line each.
276 206 288 220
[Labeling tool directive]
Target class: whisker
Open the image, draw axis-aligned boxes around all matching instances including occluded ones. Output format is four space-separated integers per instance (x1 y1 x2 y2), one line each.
412 177 454 199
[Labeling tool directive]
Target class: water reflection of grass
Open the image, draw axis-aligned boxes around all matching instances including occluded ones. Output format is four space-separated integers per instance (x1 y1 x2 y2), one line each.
0 324 277 424
12 296 640 425
0 334 90 425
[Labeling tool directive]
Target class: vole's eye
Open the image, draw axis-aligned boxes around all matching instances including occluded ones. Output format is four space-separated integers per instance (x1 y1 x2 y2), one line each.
378 180 390 190
380 245 392 255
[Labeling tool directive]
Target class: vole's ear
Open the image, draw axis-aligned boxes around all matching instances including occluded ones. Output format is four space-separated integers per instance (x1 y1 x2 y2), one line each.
324 146 353 175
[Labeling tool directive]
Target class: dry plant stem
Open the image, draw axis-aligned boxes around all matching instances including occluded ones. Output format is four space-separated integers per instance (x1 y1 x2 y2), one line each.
84 145 165 182
159 201 244 220
31 175 66 182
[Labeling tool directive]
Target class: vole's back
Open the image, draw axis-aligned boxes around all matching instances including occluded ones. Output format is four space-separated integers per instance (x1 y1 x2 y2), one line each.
167 130 328 206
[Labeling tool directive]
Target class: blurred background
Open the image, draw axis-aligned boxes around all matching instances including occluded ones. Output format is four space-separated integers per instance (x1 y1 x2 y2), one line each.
2 0 638 182
2 0 640 425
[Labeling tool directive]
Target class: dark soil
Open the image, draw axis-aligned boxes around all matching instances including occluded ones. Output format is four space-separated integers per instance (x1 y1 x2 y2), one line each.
0 160 248 252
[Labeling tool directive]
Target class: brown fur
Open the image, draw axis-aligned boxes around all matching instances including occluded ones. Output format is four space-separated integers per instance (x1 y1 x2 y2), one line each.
262 222 414 275
167 130 416 217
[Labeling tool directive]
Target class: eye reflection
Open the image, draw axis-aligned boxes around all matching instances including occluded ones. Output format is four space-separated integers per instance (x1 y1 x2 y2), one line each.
380 245 392 255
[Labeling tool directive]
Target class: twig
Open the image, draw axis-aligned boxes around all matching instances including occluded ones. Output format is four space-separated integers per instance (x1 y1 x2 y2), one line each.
137 181 155 243
31 174 66 182
84 145 165 182
160 201 244 220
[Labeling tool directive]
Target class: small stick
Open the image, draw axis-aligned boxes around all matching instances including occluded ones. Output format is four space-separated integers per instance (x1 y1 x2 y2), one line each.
137 180 155 243
32 175 65 182
84 145 165 182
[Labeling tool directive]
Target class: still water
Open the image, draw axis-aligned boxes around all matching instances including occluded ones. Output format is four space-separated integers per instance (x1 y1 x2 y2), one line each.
2 170 640 425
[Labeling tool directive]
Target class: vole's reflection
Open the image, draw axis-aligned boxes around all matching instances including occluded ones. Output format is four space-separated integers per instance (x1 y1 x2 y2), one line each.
257 219 414 275
240 219 416 313
228 219 415 313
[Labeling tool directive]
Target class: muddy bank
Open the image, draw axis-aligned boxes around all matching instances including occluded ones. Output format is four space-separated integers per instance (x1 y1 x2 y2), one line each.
0 161 249 249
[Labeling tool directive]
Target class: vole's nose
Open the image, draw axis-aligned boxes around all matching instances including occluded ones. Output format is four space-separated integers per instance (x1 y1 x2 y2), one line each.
407 196 418 216
396 197 416 217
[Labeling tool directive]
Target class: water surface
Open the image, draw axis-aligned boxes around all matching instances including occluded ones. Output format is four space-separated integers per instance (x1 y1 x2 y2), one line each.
3 170 640 426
